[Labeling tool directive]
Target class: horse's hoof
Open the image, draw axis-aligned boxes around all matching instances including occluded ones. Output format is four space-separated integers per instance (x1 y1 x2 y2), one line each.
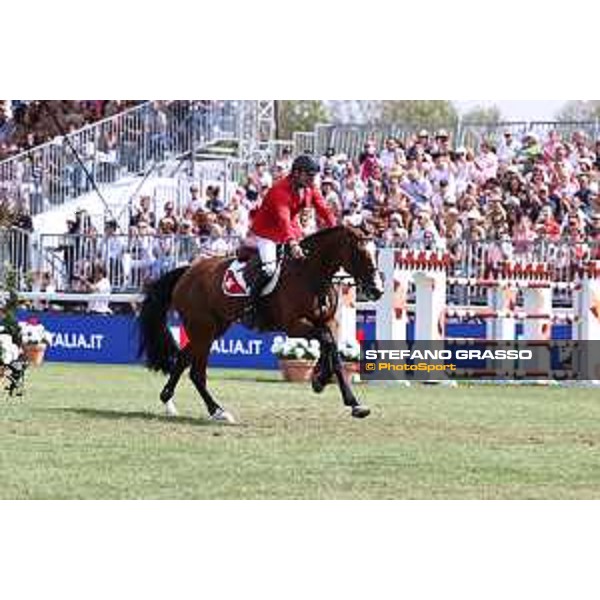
351 406 370 419
311 377 326 394
160 388 174 403
165 399 178 417
210 409 236 424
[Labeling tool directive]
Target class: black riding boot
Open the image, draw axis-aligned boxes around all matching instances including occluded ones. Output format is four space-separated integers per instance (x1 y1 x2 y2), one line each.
241 270 271 328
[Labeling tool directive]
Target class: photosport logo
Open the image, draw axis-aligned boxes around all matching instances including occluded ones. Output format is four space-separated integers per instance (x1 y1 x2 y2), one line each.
360 341 600 381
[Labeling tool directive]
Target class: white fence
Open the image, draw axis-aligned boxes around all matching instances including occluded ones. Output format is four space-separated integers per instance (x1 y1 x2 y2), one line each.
3 228 599 304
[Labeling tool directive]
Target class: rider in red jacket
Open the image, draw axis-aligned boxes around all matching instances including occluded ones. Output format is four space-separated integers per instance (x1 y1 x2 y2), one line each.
242 154 337 326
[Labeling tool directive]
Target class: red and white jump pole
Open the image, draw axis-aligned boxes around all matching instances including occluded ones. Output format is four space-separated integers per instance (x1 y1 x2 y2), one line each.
367 250 600 379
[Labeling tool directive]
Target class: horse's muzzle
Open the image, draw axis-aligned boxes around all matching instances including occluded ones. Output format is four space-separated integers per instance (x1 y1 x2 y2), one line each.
363 273 384 301
364 284 384 301
366 270 385 301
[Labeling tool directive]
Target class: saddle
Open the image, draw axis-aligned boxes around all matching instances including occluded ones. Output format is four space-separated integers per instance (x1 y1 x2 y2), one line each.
236 245 258 262
222 243 282 297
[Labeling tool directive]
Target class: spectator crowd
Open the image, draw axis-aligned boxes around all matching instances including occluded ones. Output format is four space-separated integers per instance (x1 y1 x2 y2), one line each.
51 128 600 294
307 129 600 262
1 100 241 215
6 116 600 310
0 101 141 160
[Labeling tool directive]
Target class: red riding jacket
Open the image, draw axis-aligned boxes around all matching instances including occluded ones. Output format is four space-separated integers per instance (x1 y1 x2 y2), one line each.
250 175 336 243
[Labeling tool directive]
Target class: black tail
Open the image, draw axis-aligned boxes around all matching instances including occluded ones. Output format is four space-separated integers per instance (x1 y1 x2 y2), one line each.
138 266 188 374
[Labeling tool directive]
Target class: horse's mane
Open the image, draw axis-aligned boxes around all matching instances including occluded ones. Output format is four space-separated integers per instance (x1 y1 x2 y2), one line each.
300 225 351 251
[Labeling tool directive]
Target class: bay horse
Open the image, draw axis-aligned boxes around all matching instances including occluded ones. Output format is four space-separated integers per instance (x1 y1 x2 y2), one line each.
137 225 384 421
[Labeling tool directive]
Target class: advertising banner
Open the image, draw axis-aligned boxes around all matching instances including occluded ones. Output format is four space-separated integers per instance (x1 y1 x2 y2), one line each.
17 311 573 369
17 312 281 369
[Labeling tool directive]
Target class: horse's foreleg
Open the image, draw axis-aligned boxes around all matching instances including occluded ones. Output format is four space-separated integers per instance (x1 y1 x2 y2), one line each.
311 351 331 394
289 321 369 418
311 329 336 394
321 327 370 419
160 346 192 417
285 320 334 394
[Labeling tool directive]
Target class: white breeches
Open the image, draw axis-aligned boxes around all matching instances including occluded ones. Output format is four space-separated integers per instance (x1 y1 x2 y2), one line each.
255 235 278 277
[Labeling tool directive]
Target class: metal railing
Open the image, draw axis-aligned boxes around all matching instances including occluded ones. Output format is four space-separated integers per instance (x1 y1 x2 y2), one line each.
381 238 600 308
31 232 243 292
296 120 600 159
292 131 317 155
0 101 260 216
4 228 598 301
0 227 33 288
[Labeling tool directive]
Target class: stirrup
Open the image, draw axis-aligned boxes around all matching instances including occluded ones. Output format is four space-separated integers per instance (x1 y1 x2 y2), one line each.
240 303 257 327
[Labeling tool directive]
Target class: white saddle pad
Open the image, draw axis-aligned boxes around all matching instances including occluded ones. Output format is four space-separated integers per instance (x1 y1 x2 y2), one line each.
222 259 281 297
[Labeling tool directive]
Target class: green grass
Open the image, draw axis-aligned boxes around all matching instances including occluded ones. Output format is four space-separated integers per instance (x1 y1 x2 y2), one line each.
2 363 600 499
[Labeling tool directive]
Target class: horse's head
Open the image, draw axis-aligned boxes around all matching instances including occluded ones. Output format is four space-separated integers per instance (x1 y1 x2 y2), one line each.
341 224 384 301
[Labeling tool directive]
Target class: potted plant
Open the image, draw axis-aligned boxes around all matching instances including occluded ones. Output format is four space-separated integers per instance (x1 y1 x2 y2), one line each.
18 321 52 366
271 336 320 382
1 266 28 395
338 340 361 382
0 330 22 376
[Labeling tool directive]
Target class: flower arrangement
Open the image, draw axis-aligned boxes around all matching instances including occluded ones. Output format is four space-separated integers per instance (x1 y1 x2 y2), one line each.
270 336 363 383
271 336 320 382
271 336 320 361
19 321 52 347
0 330 21 366
1 266 27 395
338 339 361 362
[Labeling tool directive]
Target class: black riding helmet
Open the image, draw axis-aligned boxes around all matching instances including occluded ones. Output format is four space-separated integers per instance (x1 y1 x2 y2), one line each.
291 154 319 175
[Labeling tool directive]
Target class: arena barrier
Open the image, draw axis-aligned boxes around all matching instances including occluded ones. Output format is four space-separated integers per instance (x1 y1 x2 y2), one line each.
11 264 599 376
340 248 600 380
12 287 360 368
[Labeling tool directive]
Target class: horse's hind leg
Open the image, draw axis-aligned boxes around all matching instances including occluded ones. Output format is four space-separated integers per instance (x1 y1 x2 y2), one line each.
186 322 235 423
189 361 234 423
160 346 192 416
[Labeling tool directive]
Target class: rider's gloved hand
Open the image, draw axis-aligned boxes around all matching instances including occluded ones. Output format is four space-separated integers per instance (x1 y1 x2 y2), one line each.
289 241 305 260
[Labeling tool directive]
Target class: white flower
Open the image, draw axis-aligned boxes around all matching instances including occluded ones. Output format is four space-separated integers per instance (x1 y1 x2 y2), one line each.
305 339 321 359
0 334 12 346
271 336 320 360
293 347 306 359
0 333 21 366
338 339 360 361
18 321 51 346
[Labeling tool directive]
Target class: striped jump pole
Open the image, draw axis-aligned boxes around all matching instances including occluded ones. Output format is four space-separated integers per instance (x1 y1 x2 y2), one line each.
577 261 600 380
335 275 357 346
375 247 410 341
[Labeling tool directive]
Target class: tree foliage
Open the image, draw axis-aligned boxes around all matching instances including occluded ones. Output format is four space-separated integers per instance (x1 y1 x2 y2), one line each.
378 101 459 128
555 101 600 121
275 100 510 136
328 101 382 124
327 100 460 127
276 101 330 139
461 104 503 124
